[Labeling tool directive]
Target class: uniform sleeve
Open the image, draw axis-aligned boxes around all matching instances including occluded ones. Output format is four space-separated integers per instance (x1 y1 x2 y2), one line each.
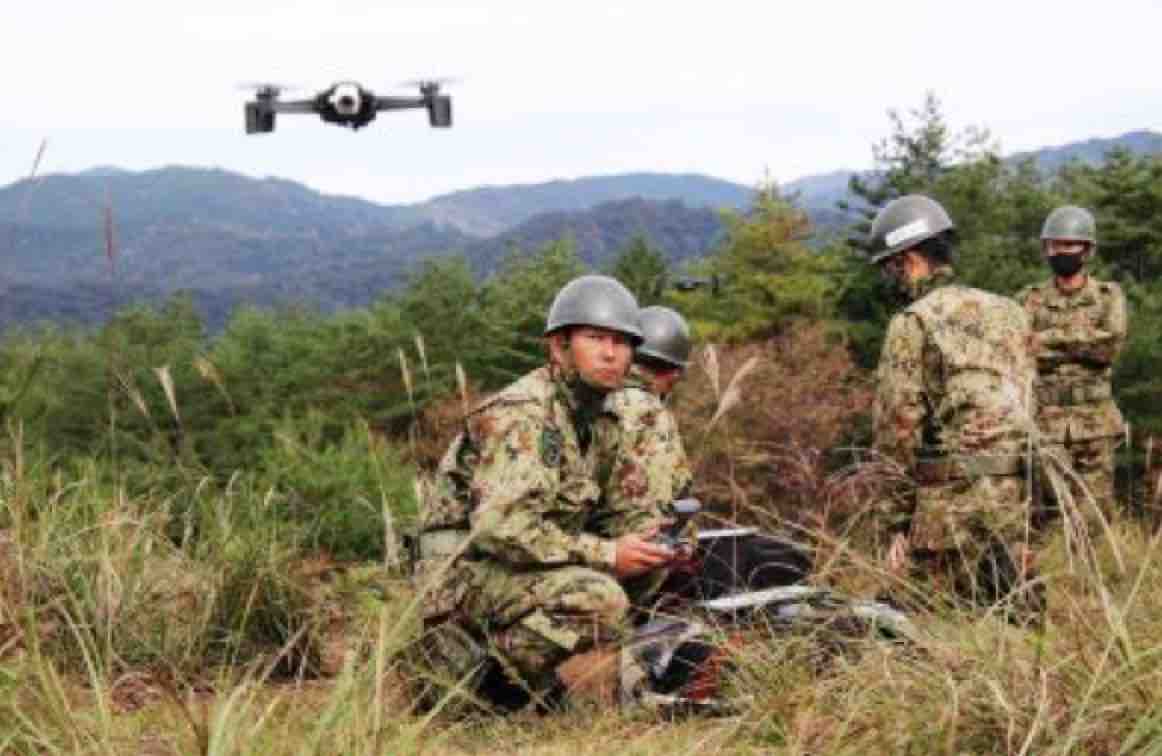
872 312 928 471
594 399 691 538
1036 284 1127 366
465 408 617 570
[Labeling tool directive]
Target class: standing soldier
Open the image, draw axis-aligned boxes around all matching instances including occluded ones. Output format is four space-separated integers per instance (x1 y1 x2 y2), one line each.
1016 206 1127 522
413 275 676 708
870 195 1040 613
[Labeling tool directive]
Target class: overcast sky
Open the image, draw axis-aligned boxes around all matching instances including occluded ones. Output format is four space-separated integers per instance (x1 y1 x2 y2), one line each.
3 0 1160 205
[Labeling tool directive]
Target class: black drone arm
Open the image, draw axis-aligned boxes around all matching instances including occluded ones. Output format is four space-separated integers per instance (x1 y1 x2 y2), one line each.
376 95 452 127
267 99 319 114
372 96 426 112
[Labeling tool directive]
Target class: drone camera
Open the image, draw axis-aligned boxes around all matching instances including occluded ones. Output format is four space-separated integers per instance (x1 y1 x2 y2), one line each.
330 84 362 116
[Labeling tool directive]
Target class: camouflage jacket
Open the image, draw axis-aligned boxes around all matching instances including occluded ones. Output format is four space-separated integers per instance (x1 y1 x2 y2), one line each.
419 365 618 570
594 364 694 536
873 268 1038 475
1015 276 1126 442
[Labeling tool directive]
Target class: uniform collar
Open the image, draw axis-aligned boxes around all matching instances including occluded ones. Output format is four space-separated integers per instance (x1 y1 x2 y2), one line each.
910 265 956 301
550 366 610 455
1053 273 1094 297
625 363 653 392
551 364 609 417
1038 274 1099 307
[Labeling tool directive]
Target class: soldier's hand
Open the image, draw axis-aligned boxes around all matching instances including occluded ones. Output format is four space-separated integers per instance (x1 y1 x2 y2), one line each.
614 534 674 578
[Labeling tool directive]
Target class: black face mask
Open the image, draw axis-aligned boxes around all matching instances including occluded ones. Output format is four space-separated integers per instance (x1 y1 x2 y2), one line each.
1048 253 1085 278
879 266 919 307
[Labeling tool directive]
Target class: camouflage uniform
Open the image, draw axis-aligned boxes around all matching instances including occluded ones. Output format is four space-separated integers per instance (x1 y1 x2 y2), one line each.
873 268 1039 604
415 366 639 689
596 364 694 537
585 364 696 608
1016 277 1127 518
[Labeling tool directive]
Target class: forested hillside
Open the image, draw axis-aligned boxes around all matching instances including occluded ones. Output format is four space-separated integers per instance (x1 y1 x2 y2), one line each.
0 200 731 331
460 197 725 275
0 169 749 328
3 126 1157 331
413 171 752 235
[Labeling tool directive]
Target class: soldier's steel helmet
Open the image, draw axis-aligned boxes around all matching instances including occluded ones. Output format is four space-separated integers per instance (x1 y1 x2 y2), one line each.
544 274 644 343
637 306 692 368
869 194 956 264
1041 206 1097 244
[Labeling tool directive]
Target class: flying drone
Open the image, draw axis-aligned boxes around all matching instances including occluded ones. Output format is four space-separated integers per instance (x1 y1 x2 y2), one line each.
242 80 452 134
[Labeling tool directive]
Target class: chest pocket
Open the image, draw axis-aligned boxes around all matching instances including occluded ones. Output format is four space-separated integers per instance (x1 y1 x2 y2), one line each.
1038 292 1101 332
547 422 604 530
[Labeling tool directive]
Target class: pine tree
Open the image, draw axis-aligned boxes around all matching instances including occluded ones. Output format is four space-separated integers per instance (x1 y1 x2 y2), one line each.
476 239 586 382
1081 150 1162 281
673 186 840 342
607 235 668 306
844 92 997 245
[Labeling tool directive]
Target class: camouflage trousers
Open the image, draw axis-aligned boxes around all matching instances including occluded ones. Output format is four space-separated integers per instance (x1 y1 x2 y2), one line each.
907 475 1040 615
456 561 632 689
1046 437 1118 525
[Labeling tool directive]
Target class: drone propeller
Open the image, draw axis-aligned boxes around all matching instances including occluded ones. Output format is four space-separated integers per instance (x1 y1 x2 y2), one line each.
397 77 460 92
237 82 301 97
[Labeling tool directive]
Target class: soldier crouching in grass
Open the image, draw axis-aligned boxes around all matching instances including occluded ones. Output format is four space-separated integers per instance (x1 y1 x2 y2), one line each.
412 275 678 710
594 306 696 609
869 195 1043 620
1016 206 1127 526
599 306 695 531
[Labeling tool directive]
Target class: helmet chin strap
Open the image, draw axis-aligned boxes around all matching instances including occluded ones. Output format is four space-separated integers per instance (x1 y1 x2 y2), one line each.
548 332 578 381
548 337 595 396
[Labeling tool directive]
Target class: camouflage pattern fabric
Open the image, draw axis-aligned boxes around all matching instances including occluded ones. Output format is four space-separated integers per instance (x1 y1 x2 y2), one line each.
583 364 697 610
624 363 655 393
873 267 1038 605
414 365 632 687
1016 276 1126 516
909 477 1029 555
1044 437 1117 522
418 366 617 567
460 563 629 687
593 364 694 539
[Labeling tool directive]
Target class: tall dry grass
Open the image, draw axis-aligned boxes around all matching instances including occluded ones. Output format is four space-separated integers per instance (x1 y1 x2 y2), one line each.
675 324 875 540
7 321 1162 753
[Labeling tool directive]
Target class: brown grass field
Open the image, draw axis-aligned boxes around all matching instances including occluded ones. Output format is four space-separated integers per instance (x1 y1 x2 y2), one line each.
3 328 1162 754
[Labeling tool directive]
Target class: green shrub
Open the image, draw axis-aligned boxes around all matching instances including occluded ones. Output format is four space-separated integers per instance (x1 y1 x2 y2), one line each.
254 412 417 562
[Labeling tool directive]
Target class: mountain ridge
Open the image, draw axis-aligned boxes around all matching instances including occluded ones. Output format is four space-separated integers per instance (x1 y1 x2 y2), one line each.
1 128 1159 329
9 127 1159 240
411 172 753 235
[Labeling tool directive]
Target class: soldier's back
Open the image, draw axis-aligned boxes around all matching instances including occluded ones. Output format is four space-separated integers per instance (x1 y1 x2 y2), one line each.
906 284 1035 456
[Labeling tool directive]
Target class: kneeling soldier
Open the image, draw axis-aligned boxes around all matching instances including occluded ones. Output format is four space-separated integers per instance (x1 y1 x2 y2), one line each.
599 305 695 533
414 275 676 708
